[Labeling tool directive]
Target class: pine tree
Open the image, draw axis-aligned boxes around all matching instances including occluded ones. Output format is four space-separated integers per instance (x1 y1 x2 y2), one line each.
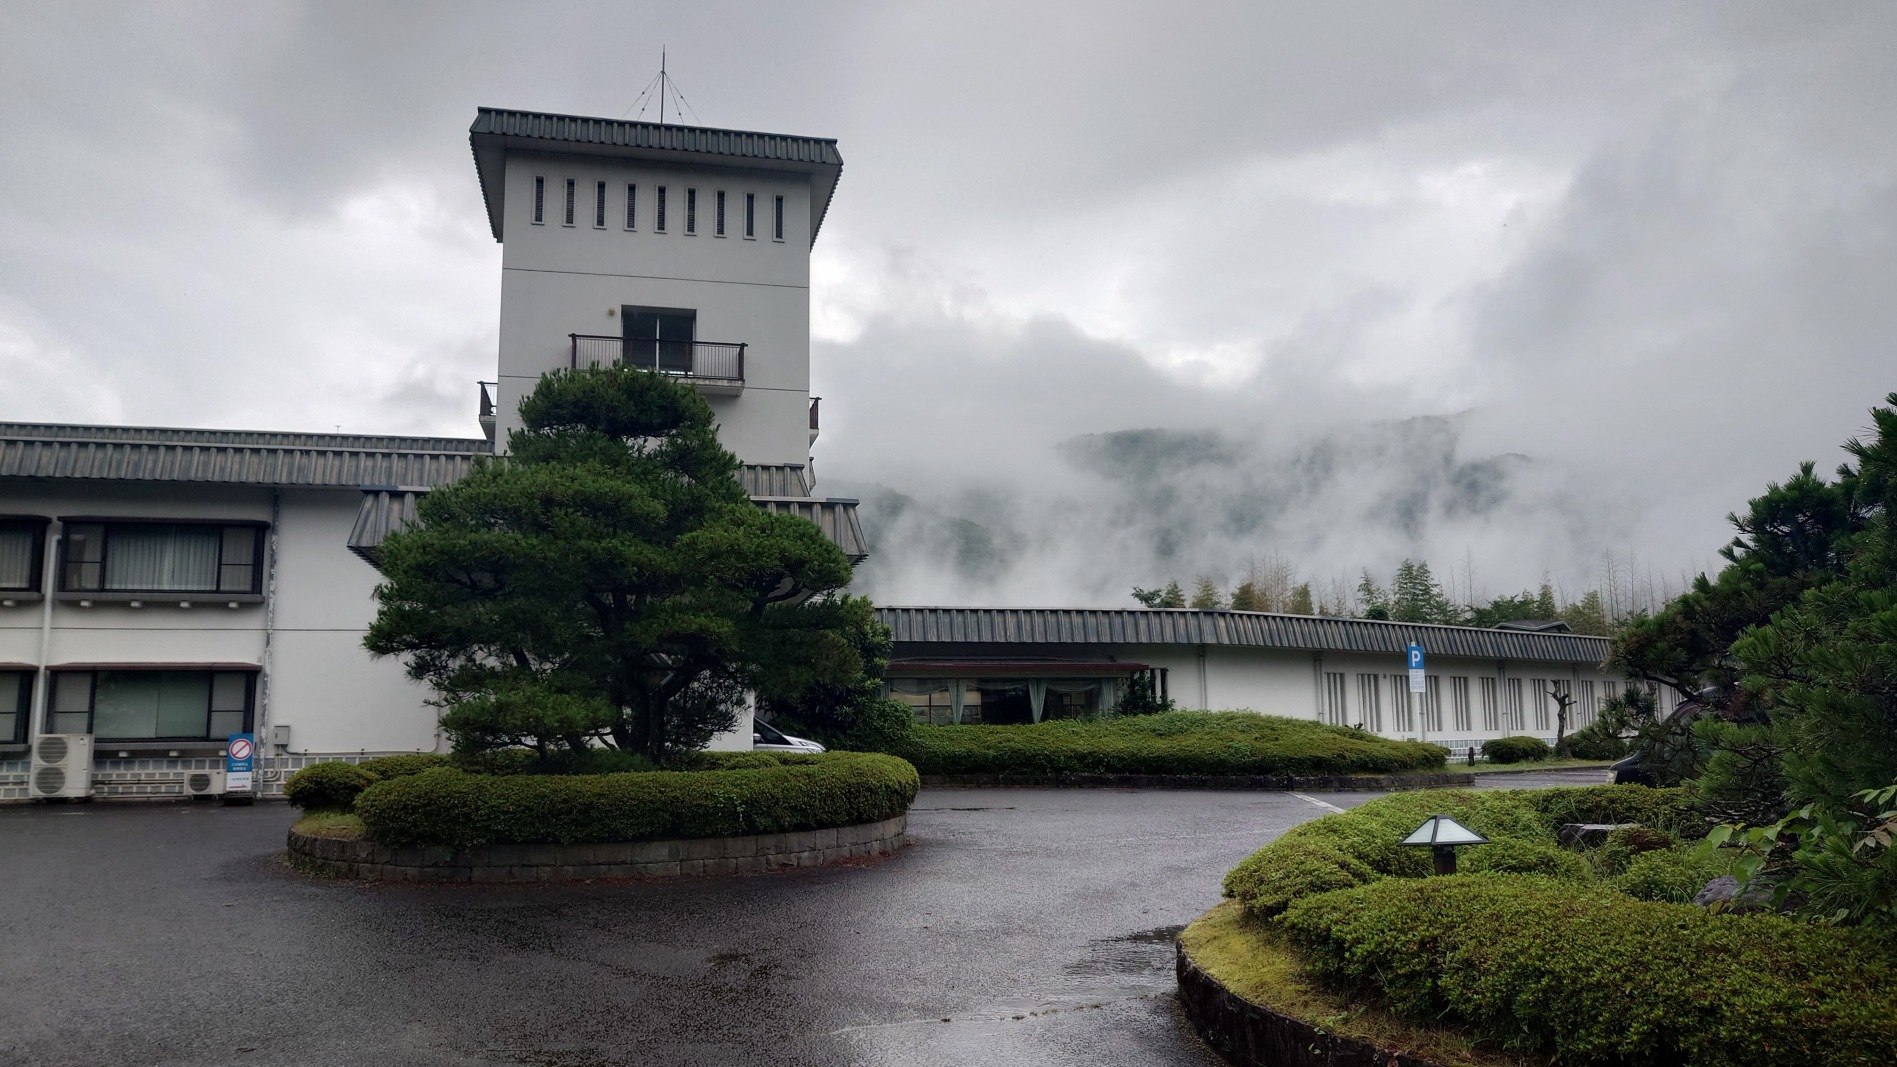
1391 559 1455 623
1535 577 1559 618
1229 581 1261 612
1286 582 1315 615
1356 570 1390 620
1190 575 1225 610
1560 590 1609 635
365 365 864 762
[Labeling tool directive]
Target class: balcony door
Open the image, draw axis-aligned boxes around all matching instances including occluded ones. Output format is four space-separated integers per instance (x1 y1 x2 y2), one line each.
623 306 696 374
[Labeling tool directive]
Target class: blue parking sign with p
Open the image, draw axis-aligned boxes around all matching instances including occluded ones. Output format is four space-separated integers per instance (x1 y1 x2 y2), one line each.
1407 644 1424 670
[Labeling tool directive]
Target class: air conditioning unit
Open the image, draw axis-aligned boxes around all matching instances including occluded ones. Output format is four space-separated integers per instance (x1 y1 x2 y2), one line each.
30 734 93 800
183 769 227 798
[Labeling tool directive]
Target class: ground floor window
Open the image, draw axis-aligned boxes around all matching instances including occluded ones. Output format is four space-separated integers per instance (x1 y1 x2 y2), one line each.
1323 672 1347 726
49 669 254 740
1450 676 1472 732
887 677 1120 724
0 671 28 743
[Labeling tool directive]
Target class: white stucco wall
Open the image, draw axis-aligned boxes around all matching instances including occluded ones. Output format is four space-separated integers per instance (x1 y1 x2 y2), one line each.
493 150 816 466
0 483 438 757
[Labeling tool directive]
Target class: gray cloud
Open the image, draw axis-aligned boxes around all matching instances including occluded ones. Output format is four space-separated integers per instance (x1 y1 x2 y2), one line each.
1 2 1892 605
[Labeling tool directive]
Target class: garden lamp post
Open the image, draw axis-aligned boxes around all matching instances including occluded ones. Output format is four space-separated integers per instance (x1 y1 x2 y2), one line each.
1400 814 1489 875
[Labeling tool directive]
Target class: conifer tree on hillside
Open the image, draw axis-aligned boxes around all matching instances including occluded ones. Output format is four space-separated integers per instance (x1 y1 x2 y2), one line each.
1190 575 1225 610
1229 581 1262 612
1286 582 1315 615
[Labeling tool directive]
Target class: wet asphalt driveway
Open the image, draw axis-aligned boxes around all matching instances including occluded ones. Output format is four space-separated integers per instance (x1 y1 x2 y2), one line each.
0 769 1607 1067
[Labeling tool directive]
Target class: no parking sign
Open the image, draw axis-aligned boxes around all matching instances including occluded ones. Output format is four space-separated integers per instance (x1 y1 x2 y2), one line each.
226 733 255 793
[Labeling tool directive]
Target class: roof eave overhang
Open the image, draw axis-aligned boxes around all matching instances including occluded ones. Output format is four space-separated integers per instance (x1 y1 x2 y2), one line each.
471 130 841 247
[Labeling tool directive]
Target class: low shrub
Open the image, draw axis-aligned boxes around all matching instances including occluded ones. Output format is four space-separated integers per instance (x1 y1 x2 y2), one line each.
353 751 919 848
876 712 1448 777
1612 846 1733 904
1596 825 1679 876
1481 735 1552 763
1279 875 1897 1066
1565 721 1629 761
1223 785 1697 916
283 761 376 811
355 753 454 780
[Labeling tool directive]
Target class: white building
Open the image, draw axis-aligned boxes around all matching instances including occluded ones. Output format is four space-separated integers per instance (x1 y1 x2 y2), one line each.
0 109 864 802
876 607 1643 756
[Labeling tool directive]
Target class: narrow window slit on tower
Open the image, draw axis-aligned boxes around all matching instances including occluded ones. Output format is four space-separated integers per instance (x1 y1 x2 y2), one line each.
744 193 756 238
656 186 667 232
686 189 697 234
715 190 726 236
563 179 575 226
594 181 606 227
625 183 637 229
773 194 785 241
532 176 545 224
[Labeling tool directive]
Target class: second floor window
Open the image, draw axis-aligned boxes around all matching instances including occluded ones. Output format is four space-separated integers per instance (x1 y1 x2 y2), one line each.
686 188 697 234
656 186 668 231
532 176 545 224
773 194 785 241
0 519 45 591
625 183 637 229
715 190 726 236
563 179 576 225
745 193 755 238
62 522 263 595
594 181 607 227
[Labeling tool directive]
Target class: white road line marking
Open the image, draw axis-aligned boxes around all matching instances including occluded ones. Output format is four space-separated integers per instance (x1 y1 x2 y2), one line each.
1290 792 1345 813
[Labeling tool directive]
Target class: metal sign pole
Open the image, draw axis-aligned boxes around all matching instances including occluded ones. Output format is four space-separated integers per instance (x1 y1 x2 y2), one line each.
1407 642 1427 744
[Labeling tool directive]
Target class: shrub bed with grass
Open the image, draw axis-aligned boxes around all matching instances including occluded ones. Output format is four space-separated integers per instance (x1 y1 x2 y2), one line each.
350 751 918 849
1479 735 1551 764
875 711 1448 777
1198 786 1897 1066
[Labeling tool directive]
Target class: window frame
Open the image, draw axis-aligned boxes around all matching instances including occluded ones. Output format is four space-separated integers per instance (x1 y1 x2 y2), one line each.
563 178 576 226
0 515 49 594
55 518 266 597
685 188 697 235
744 193 756 239
49 668 256 742
772 194 786 241
655 186 668 232
532 175 545 225
594 180 607 228
624 183 637 230
714 190 726 237
0 670 29 744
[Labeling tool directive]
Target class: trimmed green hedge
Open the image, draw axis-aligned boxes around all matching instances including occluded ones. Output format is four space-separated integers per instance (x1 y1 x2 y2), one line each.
1279 876 1897 1066
1481 734 1551 763
355 753 454 780
283 761 376 811
352 751 919 848
1223 786 1698 917
877 712 1448 777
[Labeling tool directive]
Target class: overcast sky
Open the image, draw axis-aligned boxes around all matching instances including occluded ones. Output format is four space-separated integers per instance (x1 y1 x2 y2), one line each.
3 2 1894 604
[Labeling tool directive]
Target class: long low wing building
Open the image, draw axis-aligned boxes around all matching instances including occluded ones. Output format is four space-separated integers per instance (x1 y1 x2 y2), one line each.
876 606 1651 755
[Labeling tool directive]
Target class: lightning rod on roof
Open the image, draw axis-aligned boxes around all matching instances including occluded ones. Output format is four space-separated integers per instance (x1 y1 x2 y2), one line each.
622 48 700 126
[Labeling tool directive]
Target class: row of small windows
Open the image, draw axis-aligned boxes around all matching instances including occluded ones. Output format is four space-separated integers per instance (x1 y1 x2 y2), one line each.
0 519 263 596
1321 672 1619 736
0 668 256 744
532 176 785 241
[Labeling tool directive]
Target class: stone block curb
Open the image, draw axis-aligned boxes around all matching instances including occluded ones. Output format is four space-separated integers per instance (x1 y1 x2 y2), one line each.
286 814 908 884
919 772 1476 791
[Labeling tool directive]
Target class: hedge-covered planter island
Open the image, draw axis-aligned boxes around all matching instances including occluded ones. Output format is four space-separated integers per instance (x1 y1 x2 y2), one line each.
284 751 919 883
874 711 1470 789
1176 787 1897 1067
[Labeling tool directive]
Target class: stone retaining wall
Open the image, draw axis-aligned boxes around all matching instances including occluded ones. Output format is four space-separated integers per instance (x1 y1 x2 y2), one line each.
1176 943 1445 1067
287 815 908 882
921 771 1475 791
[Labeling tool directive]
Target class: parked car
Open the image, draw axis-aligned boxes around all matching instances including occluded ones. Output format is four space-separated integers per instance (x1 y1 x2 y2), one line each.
752 719 826 754
1609 752 1655 786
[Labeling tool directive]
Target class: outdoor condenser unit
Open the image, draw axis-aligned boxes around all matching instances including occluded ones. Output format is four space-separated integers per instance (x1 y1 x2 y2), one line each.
30 734 93 800
182 769 227 797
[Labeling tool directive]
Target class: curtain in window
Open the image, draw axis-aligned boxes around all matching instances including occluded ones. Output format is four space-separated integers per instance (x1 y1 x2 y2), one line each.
92 671 211 739
0 526 34 588
105 526 219 591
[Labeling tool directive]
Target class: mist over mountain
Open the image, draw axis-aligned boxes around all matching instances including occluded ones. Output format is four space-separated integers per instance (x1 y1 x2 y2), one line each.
837 414 1626 609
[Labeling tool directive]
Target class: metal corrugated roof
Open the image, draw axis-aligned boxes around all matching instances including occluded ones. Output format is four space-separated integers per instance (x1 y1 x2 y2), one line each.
753 496 868 563
469 107 843 246
346 489 422 565
875 607 1609 664
737 464 812 497
0 423 489 489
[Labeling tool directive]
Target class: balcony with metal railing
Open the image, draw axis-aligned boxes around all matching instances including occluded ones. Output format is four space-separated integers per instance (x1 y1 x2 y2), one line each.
568 335 746 395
